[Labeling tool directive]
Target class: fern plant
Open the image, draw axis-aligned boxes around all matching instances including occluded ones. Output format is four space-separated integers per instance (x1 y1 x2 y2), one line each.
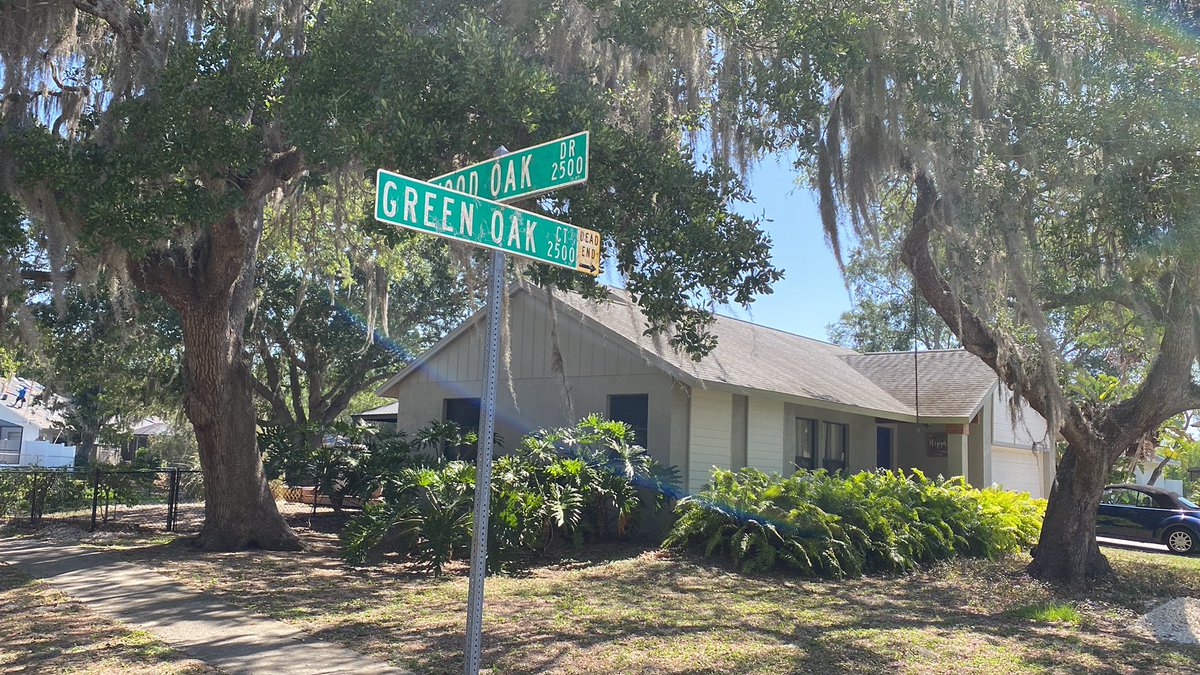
664 467 1046 578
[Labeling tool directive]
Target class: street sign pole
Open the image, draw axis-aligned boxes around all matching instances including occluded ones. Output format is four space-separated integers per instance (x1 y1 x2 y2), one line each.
463 148 508 675
373 135 592 674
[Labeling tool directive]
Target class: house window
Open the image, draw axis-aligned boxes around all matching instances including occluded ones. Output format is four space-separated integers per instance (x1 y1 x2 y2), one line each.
794 418 817 471
823 422 848 473
0 426 21 465
443 398 481 460
609 394 649 448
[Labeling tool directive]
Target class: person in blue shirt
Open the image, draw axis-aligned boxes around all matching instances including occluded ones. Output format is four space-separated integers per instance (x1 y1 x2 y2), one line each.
13 386 27 408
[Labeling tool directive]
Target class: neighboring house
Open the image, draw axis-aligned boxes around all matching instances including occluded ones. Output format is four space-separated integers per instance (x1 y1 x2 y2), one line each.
119 417 172 463
0 378 76 468
377 285 1056 497
352 403 399 432
1130 455 1184 496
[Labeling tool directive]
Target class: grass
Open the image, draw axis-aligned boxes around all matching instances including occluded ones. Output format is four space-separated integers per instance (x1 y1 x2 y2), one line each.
73 523 1200 675
1010 602 1083 625
0 564 215 674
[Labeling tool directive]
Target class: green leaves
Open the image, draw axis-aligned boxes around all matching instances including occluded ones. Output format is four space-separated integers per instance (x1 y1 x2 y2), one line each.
342 414 681 572
664 467 1046 578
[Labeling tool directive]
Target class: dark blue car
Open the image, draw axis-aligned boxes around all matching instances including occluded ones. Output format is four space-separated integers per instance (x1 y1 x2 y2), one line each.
1097 484 1200 554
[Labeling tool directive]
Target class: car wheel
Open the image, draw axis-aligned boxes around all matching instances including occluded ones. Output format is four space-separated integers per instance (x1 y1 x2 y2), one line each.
1163 526 1198 555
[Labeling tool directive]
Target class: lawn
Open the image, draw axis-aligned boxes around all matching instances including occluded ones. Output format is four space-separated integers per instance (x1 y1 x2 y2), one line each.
0 564 215 674
53 522 1199 674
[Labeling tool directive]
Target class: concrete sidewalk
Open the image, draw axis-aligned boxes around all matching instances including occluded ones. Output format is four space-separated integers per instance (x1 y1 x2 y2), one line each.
0 538 410 675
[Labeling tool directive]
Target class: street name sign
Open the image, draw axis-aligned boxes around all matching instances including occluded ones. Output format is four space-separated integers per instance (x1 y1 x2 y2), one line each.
375 168 601 275
431 131 588 203
374 134 596 675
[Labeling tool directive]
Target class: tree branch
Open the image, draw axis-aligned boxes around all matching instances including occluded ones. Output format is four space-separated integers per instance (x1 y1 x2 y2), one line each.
900 172 1091 448
72 0 146 46
1040 284 1164 321
1100 277 1200 453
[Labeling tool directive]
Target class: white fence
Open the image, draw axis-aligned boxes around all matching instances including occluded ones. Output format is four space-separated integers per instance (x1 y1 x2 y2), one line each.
18 440 76 468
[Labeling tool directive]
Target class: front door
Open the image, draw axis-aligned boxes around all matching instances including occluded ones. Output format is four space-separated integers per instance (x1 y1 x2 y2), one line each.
876 427 893 470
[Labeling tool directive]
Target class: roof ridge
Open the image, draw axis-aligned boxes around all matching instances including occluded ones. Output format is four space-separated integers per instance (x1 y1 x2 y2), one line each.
563 283 854 351
854 348 969 356
708 311 853 350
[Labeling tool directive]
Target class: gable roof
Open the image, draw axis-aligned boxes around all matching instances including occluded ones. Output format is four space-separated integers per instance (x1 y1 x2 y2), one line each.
0 378 63 431
843 350 999 421
549 288 917 418
379 284 1001 423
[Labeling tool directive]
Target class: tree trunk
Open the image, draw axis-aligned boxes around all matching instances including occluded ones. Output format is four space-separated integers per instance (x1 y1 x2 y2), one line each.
179 302 301 551
1027 443 1113 583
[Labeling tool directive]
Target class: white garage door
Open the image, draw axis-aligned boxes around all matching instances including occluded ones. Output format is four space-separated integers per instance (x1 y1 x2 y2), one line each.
991 446 1044 497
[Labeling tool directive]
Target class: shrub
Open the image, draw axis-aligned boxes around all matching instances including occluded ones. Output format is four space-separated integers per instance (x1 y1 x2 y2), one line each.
343 414 680 572
343 462 475 575
663 468 1045 578
260 421 418 509
0 472 26 517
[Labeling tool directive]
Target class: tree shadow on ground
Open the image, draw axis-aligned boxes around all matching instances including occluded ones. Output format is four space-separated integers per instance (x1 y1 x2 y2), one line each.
91 527 1200 675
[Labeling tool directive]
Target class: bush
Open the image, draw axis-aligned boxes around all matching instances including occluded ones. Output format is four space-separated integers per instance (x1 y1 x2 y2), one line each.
261 421 418 509
0 469 92 520
663 468 1045 578
343 414 680 572
343 462 476 575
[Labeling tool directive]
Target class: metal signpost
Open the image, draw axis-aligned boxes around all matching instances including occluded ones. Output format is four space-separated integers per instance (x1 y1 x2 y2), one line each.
374 135 594 675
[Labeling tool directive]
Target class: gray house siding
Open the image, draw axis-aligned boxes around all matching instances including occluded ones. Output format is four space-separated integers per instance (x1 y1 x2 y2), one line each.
383 290 680 466
380 286 1053 498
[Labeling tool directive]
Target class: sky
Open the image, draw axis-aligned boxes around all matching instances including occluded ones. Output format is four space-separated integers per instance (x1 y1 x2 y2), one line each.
594 152 854 341
718 154 851 341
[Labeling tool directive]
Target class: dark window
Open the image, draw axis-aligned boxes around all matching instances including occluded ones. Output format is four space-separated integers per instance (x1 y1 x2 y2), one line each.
876 427 893 470
823 422 848 473
609 394 649 448
443 398 481 460
794 418 817 471
0 425 20 465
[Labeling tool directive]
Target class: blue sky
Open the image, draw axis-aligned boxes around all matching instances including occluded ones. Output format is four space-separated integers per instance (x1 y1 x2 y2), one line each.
597 152 853 341
722 154 851 341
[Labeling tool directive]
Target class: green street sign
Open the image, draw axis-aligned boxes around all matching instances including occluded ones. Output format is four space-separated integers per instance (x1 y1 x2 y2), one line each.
430 131 588 203
375 169 601 275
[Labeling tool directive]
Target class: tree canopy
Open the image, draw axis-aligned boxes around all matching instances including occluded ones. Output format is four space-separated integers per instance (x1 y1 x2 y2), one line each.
688 0 1200 582
1 0 784 548
827 208 957 353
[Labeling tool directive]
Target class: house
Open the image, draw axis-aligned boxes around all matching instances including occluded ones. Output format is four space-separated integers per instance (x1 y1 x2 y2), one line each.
352 403 399 432
376 285 1056 497
1130 455 1185 496
0 378 76 468
119 417 172 463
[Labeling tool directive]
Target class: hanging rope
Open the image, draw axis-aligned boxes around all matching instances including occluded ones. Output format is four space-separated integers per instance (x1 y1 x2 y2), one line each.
912 288 920 427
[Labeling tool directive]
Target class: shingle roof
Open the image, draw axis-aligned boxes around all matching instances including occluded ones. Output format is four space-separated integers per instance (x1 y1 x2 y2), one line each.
0 378 64 431
842 350 999 420
549 287 993 420
381 283 1001 422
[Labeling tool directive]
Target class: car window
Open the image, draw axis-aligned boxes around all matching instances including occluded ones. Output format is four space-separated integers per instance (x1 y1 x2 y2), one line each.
1146 494 1174 509
1179 496 1198 509
1101 489 1149 506
1101 489 1129 505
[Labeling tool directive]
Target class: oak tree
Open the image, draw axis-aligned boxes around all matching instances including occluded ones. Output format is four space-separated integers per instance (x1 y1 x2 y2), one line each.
697 0 1200 582
1 0 781 549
